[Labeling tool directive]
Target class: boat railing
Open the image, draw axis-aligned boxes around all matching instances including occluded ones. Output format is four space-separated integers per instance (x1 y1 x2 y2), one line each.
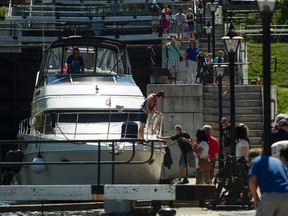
0 138 166 185
18 111 163 141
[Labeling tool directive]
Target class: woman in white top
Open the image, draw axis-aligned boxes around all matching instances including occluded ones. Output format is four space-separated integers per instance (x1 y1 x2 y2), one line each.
235 123 250 161
192 129 211 184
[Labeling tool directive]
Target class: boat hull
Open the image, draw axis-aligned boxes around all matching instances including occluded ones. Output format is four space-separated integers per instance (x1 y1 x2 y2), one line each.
19 143 164 185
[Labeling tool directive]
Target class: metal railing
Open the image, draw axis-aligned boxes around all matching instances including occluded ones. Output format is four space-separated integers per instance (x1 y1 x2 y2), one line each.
0 139 166 185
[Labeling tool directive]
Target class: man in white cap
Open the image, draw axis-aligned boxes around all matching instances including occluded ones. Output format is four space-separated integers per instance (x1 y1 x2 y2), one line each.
271 140 288 158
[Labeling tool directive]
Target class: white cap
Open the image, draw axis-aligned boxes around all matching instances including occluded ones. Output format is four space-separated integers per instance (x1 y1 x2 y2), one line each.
271 140 288 158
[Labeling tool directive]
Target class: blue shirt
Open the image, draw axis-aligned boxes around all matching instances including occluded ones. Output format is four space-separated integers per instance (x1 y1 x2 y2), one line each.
185 47 198 61
67 55 84 73
248 155 288 193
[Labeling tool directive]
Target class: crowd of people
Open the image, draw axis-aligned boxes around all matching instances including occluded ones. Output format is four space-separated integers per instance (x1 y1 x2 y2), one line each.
140 90 288 214
149 2 233 89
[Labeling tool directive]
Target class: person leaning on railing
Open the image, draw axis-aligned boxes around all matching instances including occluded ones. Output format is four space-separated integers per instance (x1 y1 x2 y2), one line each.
137 90 164 140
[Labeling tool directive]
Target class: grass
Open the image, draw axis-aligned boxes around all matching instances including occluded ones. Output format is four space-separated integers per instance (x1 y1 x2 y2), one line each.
247 42 288 114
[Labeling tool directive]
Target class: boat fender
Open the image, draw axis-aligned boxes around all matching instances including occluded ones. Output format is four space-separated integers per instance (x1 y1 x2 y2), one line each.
12 149 24 173
163 147 173 169
31 153 46 173
4 150 15 172
1 171 14 185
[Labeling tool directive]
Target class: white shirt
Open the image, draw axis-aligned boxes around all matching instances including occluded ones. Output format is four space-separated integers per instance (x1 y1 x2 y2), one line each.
235 139 250 160
271 140 288 158
198 141 209 159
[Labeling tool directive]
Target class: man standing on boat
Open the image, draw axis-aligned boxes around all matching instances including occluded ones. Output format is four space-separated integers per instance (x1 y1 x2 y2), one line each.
138 90 164 140
67 48 84 73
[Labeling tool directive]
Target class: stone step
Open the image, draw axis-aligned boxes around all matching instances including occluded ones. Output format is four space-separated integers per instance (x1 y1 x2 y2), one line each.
203 107 262 115
203 114 263 123
203 85 262 93
203 92 262 100
207 121 263 131
203 99 262 108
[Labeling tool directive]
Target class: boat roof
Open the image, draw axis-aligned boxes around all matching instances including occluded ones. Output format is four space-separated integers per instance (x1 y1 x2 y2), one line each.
47 36 127 53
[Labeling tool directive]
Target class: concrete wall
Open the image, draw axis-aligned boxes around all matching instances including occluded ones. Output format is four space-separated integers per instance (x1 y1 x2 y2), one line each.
147 84 203 179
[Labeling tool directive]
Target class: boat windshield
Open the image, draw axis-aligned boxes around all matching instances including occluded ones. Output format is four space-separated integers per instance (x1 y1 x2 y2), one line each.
46 74 136 85
37 43 132 87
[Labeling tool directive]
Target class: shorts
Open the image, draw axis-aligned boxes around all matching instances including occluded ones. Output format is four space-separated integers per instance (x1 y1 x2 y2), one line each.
138 110 148 123
179 151 196 168
152 16 159 25
168 59 180 73
223 67 230 76
188 22 194 32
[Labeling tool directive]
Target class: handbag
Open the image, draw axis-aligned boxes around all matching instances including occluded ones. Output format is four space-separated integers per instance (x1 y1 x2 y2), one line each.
199 158 212 171
171 43 183 62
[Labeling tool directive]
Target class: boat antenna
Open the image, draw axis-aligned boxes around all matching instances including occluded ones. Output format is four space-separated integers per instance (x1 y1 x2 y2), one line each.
41 0 45 54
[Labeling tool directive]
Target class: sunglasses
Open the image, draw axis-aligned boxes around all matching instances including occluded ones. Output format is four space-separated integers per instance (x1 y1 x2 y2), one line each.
73 52 79 55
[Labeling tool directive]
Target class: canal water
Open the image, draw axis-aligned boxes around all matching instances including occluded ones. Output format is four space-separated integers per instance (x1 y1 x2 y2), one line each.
0 202 108 216
0 210 107 216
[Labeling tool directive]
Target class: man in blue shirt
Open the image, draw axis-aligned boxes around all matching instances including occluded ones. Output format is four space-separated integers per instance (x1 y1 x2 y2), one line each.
248 148 288 216
67 48 84 74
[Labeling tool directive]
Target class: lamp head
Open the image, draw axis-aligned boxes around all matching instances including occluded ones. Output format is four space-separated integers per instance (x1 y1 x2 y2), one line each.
256 0 278 13
207 1 218 13
213 64 228 77
222 22 243 53
226 22 238 38
204 21 212 35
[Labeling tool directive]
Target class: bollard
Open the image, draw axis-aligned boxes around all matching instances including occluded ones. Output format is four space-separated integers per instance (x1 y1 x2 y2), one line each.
257 77 261 85
158 207 176 216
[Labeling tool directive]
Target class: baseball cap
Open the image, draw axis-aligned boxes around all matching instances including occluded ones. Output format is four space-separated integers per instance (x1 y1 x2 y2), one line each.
276 114 287 124
278 119 288 127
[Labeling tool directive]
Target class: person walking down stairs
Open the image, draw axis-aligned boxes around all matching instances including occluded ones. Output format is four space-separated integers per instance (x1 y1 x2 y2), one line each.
185 39 199 84
163 35 182 84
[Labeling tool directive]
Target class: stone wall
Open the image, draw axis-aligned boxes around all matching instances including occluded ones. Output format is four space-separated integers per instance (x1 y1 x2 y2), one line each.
147 84 203 179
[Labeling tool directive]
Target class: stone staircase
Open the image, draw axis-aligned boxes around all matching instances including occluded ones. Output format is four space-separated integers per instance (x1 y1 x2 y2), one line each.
203 85 263 148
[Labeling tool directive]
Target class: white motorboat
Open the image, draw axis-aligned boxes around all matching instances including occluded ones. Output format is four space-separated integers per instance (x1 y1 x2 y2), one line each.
15 36 166 185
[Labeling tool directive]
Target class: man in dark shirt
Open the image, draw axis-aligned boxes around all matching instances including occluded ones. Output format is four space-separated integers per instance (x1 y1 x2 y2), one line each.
271 119 288 145
221 118 231 159
157 124 195 184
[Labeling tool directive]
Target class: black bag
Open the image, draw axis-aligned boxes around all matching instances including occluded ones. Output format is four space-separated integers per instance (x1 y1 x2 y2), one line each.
163 147 173 169
179 55 183 62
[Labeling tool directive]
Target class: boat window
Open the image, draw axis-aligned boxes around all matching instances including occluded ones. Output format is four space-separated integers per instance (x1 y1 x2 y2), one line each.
115 75 136 85
42 46 125 75
46 74 116 85
57 113 139 123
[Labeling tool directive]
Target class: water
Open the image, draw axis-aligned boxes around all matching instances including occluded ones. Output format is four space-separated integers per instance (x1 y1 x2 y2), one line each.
0 210 106 216
0 202 107 216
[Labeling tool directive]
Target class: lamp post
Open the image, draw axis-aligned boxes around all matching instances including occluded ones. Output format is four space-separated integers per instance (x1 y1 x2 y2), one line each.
204 21 212 53
256 0 277 156
213 63 228 169
222 23 243 156
208 1 218 59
